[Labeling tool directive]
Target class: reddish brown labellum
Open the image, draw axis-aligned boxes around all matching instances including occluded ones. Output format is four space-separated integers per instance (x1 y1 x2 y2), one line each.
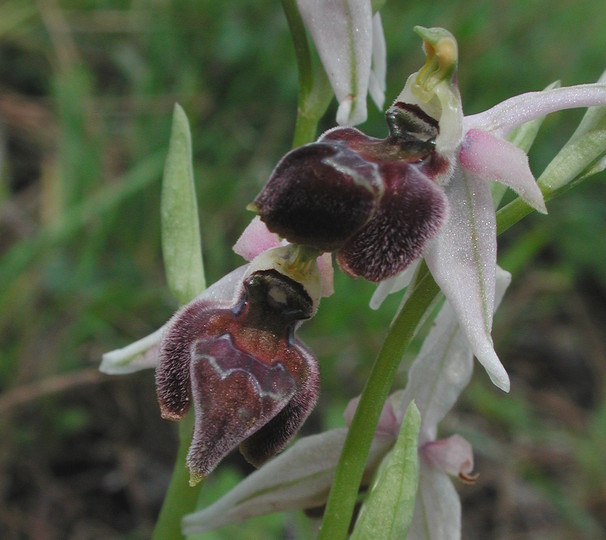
155 269 319 481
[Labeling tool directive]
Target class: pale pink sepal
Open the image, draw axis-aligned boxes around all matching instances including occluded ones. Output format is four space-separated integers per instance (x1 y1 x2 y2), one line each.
424 166 510 392
369 260 419 310
407 464 461 540
233 216 281 261
464 83 606 138
421 435 477 483
234 217 335 298
395 267 511 441
100 325 165 374
460 129 547 213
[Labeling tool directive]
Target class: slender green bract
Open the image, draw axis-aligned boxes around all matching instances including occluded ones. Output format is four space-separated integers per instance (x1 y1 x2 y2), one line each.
153 104 205 539
161 103 205 305
350 402 420 540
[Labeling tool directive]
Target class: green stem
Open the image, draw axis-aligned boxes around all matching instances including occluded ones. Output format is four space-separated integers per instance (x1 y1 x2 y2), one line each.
496 197 534 236
293 110 321 148
281 0 316 147
318 265 440 540
282 0 312 96
282 0 333 148
152 412 201 540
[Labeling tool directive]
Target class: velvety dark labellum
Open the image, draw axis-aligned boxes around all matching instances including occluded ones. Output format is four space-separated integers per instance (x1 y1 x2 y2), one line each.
336 162 447 281
254 141 383 251
254 104 450 282
155 269 319 479
187 334 296 478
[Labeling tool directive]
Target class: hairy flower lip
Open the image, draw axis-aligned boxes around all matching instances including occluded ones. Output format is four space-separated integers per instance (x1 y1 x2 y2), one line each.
254 139 384 252
155 250 322 482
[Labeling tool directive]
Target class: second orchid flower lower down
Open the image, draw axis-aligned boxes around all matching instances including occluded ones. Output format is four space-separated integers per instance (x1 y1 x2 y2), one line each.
155 243 332 484
182 266 513 535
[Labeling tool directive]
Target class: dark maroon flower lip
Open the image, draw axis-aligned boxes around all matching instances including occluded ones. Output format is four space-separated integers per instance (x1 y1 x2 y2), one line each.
253 139 384 252
155 267 319 482
253 105 449 282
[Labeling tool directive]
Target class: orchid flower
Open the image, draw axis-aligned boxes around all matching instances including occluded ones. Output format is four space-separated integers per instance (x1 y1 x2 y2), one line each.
156 244 327 483
181 267 511 537
390 27 606 392
252 26 606 393
100 221 334 376
296 0 386 126
101 227 335 483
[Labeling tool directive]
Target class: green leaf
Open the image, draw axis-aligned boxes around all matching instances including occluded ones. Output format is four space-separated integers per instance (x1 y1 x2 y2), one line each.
539 128 606 195
350 402 421 540
161 104 205 305
498 98 606 236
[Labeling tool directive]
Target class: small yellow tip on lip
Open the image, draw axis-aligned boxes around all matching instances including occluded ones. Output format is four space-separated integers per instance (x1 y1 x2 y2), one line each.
246 202 259 213
188 470 205 487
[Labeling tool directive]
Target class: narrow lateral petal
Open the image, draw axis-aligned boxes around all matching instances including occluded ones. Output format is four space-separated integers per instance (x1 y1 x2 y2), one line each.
424 167 510 391
182 428 393 534
460 129 547 213
297 0 373 126
464 83 606 138
233 216 282 261
317 252 335 297
100 324 165 374
369 260 419 310
407 464 461 540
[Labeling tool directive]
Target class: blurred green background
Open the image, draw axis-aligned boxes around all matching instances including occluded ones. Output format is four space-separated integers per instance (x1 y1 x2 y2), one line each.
1 1 605 538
